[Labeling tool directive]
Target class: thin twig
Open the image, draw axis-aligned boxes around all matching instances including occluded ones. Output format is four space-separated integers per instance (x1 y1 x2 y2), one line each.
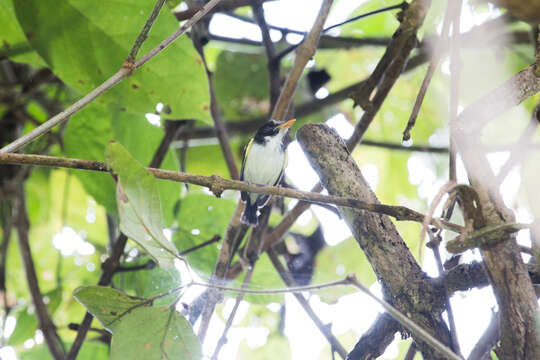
125 0 167 63
427 234 461 355
180 234 221 256
402 0 456 141
0 0 225 154
211 266 254 360
191 24 240 180
15 183 65 359
346 274 462 360
251 0 281 110
271 0 334 121
273 2 406 63
448 0 463 182
467 311 499 360
0 152 464 232
268 250 348 359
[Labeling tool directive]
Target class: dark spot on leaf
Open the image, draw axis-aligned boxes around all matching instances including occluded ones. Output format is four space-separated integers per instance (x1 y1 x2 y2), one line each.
26 32 34 40
120 107 126 112
78 79 84 85
149 90 155 95
110 311 117 315
202 104 209 111
132 84 139 89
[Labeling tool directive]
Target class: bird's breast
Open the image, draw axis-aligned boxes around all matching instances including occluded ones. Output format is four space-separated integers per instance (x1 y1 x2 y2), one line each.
243 139 285 187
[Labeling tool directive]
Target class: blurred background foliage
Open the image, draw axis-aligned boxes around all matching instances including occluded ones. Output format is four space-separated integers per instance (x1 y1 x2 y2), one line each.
0 0 538 359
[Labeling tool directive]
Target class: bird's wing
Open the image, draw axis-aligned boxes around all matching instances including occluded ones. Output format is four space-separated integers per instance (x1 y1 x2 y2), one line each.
240 138 254 202
240 138 254 181
274 149 287 186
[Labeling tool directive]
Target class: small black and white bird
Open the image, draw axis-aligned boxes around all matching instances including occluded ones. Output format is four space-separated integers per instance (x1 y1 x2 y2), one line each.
240 119 296 226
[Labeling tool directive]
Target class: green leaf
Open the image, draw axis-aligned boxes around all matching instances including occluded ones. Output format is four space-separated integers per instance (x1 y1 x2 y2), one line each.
114 261 182 307
72 286 146 332
9 287 62 346
111 108 181 226
174 193 236 276
0 0 44 66
311 237 376 303
20 342 109 360
63 104 116 213
110 307 202 360
214 51 269 120
14 0 210 121
341 0 400 37
64 104 181 224
106 141 179 268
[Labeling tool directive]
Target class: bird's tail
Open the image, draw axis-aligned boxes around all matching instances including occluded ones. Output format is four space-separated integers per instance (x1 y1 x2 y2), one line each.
241 198 258 226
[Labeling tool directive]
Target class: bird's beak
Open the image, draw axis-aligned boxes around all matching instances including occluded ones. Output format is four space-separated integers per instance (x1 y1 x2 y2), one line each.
277 119 296 129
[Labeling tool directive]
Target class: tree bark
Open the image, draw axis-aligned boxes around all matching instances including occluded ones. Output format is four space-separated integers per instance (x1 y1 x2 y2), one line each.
297 123 451 359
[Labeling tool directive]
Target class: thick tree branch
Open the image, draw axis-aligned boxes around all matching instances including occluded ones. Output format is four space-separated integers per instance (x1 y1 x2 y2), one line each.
347 313 399 360
453 61 540 358
0 0 225 154
297 123 452 359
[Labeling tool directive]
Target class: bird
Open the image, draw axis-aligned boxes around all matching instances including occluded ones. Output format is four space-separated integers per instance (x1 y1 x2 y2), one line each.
240 118 296 226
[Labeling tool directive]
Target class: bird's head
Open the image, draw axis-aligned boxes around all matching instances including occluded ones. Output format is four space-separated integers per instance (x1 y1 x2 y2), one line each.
254 119 296 144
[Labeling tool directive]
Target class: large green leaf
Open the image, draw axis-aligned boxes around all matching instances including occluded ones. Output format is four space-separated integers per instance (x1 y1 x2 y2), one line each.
114 260 182 307
106 141 179 268
63 104 116 212
64 104 181 224
110 306 202 360
340 0 400 37
173 193 236 276
9 288 62 346
73 285 146 332
14 0 210 121
0 0 44 66
214 51 269 120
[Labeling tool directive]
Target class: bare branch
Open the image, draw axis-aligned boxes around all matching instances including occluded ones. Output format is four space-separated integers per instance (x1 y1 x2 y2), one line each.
125 0 167 64
15 183 65 359
346 275 461 360
0 152 464 232
271 0 333 121
191 24 240 180
347 313 399 360
268 250 348 359
402 0 456 141
211 266 254 360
